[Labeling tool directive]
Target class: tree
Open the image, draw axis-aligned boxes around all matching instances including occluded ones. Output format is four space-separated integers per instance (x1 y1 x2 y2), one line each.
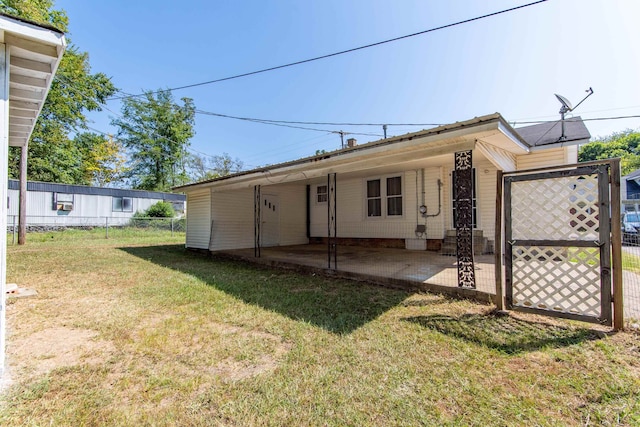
578 130 640 175
113 90 195 191
188 152 243 181
2 0 117 183
74 132 128 187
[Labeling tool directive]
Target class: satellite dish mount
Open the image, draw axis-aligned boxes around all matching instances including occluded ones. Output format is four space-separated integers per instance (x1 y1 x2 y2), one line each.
554 87 594 141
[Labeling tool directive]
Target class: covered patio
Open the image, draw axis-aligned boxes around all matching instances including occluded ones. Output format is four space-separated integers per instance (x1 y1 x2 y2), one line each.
217 244 497 301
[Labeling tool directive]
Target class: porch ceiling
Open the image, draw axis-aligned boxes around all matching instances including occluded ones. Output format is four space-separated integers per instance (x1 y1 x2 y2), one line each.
0 14 66 148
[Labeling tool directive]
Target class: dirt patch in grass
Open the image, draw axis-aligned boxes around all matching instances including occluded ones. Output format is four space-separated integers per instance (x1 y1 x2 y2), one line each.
8 326 115 378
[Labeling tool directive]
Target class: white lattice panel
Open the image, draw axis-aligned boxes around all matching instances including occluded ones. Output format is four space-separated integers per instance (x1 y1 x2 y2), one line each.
511 246 601 318
511 175 599 241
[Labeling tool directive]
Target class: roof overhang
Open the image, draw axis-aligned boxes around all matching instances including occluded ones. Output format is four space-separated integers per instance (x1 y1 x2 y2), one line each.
176 113 529 193
0 13 66 147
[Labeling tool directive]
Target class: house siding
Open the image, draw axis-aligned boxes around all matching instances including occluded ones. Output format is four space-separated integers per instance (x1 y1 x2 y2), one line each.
208 184 307 251
186 190 211 249
310 167 445 240
516 147 570 170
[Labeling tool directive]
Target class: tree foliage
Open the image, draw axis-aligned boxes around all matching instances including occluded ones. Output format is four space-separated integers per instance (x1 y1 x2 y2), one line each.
74 132 128 187
188 152 243 181
113 90 195 191
578 130 640 175
1 0 117 183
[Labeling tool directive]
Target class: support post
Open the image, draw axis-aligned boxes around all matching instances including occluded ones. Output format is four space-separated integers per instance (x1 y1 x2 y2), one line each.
254 185 261 258
0 42 9 376
105 217 109 239
18 144 27 245
12 215 16 245
610 158 623 330
495 170 504 310
454 150 476 288
327 173 337 269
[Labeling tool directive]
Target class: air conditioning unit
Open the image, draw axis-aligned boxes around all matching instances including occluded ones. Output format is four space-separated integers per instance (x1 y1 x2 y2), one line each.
61 203 73 211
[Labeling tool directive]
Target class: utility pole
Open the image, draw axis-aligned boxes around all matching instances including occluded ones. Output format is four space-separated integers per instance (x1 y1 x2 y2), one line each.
383 124 388 139
339 131 345 149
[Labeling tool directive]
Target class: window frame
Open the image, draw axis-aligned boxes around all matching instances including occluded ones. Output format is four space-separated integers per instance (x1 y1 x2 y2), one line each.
364 174 404 219
316 184 328 204
112 196 133 213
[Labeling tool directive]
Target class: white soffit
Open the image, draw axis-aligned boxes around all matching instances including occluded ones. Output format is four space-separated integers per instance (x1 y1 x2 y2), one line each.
0 14 66 147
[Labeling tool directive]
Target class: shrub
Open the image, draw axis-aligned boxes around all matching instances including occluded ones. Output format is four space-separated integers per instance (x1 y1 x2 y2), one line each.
144 201 175 218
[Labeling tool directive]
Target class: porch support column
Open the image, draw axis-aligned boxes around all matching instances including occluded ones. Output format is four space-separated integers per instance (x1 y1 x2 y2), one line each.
18 144 27 245
454 150 476 288
0 42 9 375
327 173 337 269
254 185 261 258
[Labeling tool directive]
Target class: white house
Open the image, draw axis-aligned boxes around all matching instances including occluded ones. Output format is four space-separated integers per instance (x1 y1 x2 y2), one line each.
175 113 590 255
0 12 66 376
7 179 186 228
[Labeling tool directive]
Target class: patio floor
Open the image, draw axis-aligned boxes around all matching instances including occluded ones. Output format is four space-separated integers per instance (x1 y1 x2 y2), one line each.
219 244 498 300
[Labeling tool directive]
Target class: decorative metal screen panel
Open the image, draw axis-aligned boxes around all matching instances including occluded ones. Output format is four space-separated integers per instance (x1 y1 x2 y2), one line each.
455 151 476 288
504 165 612 325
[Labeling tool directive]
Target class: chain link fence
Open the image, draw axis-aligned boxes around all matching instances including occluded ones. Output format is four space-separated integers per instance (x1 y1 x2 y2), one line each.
6 215 186 243
621 202 640 328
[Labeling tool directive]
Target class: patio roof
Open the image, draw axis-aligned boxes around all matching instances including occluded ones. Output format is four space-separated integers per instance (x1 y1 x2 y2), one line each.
0 12 66 148
176 113 530 192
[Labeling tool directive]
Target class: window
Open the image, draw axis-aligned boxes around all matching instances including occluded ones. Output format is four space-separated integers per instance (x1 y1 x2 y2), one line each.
316 185 328 203
54 193 74 211
452 168 477 228
112 196 133 212
367 179 382 217
386 176 403 216
366 175 402 218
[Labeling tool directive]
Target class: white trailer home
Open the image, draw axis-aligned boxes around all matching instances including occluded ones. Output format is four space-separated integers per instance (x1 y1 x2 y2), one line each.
176 113 590 256
7 179 186 228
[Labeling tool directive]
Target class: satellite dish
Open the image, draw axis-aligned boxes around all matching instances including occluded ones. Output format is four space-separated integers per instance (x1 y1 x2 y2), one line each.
554 93 573 112
553 87 594 142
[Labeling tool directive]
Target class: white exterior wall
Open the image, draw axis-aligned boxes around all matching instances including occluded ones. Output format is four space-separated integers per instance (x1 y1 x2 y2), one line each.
186 190 211 249
208 184 307 251
516 147 571 170
7 189 177 226
310 167 445 240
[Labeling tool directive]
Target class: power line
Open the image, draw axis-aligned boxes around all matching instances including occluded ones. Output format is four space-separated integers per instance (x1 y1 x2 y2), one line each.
195 109 384 137
108 0 549 101
195 109 442 128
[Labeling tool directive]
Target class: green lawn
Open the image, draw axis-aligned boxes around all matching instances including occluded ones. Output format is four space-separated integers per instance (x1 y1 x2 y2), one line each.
1 232 639 426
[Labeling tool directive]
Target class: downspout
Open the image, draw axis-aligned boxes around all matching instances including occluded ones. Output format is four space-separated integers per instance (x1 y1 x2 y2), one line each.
306 184 310 239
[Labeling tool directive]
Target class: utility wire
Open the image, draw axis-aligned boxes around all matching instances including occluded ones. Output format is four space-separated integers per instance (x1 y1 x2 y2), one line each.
195 109 383 137
108 0 549 101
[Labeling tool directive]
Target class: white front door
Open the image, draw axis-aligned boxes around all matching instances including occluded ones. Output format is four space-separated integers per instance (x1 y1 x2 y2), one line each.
261 194 280 247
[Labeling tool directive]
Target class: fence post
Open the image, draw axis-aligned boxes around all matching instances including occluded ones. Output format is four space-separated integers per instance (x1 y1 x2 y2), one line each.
171 218 174 237
105 217 109 239
12 215 16 245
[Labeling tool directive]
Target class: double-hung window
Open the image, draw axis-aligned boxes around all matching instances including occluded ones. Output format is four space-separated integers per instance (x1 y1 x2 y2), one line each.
366 175 402 218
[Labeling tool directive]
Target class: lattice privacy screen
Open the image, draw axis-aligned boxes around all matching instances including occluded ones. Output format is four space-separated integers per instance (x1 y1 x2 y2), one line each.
507 170 608 321
510 174 599 241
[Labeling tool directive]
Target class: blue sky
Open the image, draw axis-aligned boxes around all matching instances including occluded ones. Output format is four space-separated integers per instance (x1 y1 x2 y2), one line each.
56 0 640 169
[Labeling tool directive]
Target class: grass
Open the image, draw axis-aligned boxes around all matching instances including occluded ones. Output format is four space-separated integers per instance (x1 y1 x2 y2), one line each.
1 231 639 426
